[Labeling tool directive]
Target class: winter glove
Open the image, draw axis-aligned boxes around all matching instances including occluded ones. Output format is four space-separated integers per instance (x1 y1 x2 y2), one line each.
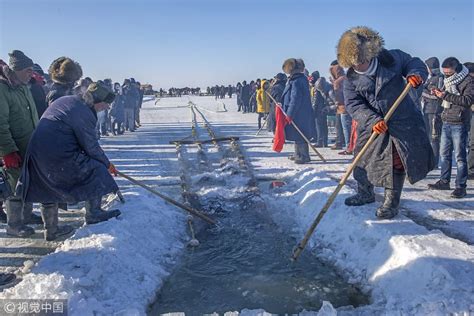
108 163 118 176
285 116 293 124
372 120 388 134
407 75 423 88
2 152 22 169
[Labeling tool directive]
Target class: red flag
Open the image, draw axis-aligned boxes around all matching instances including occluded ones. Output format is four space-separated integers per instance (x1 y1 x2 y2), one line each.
272 105 286 152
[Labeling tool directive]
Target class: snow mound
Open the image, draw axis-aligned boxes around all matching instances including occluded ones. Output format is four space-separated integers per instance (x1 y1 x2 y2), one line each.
264 168 474 315
0 188 186 316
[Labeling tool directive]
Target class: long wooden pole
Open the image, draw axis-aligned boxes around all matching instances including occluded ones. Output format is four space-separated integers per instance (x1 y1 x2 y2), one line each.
291 83 412 261
265 92 327 163
116 171 217 225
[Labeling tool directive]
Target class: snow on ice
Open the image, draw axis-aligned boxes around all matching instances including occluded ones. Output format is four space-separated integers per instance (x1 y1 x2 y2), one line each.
0 96 472 315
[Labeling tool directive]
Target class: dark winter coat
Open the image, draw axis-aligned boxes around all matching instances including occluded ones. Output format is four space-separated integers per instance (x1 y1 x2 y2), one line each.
241 84 250 106
17 95 118 203
344 49 434 187
422 71 444 114
29 79 48 118
268 79 286 132
123 85 138 109
46 82 74 105
282 72 316 142
0 66 39 189
110 93 126 123
440 74 474 126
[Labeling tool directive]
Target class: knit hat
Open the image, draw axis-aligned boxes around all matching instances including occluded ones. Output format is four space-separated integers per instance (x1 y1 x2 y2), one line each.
49 57 83 84
87 82 115 104
32 63 45 76
311 71 320 81
8 50 34 71
425 57 440 70
337 26 384 68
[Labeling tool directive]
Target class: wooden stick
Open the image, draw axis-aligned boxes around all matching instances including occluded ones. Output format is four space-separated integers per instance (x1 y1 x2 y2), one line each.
169 137 240 145
265 92 327 163
255 114 268 136
291 83 412 261
116 170 217 225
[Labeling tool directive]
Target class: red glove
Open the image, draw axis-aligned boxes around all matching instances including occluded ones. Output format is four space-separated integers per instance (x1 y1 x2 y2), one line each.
285 116 293 124
407 75 423 88
373 120 388 134
2 152 22 169
108 163 118 176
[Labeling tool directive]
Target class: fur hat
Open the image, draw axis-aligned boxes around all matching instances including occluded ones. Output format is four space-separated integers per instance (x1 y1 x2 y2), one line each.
49 57 83 84
282 58 305 75
337 26 384 68
87 82 115 104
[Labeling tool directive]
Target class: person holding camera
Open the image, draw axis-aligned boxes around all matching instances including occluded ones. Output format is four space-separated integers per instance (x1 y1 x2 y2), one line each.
428 57 474 198
422 57 444 167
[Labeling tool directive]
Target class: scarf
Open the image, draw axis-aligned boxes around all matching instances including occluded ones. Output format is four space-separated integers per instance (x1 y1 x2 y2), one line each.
354 58 378 77
442 65 469 109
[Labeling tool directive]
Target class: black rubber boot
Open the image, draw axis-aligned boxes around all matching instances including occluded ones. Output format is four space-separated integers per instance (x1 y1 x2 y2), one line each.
5 198 35 237
345 182 375 206
23 203 43 225
85 197 121 225
376 171 406 219
41 203 74 241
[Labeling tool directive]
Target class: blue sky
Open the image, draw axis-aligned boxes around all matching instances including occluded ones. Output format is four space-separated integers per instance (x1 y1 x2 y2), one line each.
1 0 473 89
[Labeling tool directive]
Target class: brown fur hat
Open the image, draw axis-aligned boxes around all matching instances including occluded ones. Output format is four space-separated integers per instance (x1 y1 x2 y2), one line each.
337 26 384 68
282 58 305 75
49 57 83 84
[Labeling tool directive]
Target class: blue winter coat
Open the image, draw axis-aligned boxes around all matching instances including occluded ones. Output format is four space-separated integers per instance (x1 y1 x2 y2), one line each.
344 49 435 187
281 73 316 142
110 93 125 123
17 95 118 203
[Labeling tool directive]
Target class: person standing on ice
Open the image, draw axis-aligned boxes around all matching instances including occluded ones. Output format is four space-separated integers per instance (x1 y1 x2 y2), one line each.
0 50 43 237
256 80 270 129
267 73 287 133
47 57 83 213
422 57 444 167
338 26 434 219
281 58 316 164
241 81 251 113
17 82 121 231
428 57 474 198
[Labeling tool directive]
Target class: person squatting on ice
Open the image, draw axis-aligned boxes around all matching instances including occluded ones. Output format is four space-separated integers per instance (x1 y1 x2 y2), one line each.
17 82 122 237
337 26 435 219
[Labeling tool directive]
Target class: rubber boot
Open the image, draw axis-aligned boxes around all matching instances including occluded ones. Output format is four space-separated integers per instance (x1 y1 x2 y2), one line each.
23 202 43 225
345 181 375 206
5 198 35 237
40 203 74 241
376 171 406 219
345 167 375 206
85 197 121 225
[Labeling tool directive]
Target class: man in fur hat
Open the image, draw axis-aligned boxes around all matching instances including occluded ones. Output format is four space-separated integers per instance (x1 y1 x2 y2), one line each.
338 26 434 219
46 57 83 213
46 56 83 105
281 58 316 164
